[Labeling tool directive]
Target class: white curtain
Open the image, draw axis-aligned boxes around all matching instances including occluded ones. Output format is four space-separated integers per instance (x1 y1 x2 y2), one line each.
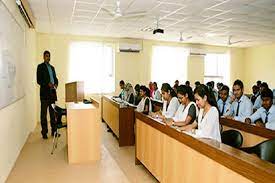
151 46 189 86
69 41 115 94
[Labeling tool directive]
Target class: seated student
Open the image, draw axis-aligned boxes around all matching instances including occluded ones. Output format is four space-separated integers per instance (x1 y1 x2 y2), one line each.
245 89 275 130
251 85 260 104
253 82 269 111
124 83 135 104
118 80 126 100
152 82 162 101
217 85 231 116
136 85 152 115
153 83 179 119
134 84 142 105
185 81 191 88
149 81 154 98
173 80 179 93
224 79 253 122
194 81 201 91
166 85 198 127
181 84 221 142
206 81 218 101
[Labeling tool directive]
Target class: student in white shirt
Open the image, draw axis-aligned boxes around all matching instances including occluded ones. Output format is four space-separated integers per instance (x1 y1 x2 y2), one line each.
253 82 269 111
224 79 253 122
182 84 221 142
152 82 162 101
166 85 198 127
217 85 231 116
124 83 135 104
136 85 152 115
245 89 275 130
251 85 260 104
118 80 126 100
153 83 179 119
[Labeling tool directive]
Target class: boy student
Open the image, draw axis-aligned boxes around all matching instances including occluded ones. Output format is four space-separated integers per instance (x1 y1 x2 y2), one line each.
245 89 275 130
224 79 253 122
253 82 269 111
217 85 231 116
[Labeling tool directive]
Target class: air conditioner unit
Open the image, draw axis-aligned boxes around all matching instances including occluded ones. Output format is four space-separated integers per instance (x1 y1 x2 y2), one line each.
119 43 142 53
16 0 35 28
189 48 207 56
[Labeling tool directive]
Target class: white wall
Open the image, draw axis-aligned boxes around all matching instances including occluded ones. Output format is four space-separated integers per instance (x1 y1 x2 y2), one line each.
0 1 37 182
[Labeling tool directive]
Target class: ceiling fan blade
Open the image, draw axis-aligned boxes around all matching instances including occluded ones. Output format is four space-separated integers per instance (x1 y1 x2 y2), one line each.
123 11 148 18
101 7 115 17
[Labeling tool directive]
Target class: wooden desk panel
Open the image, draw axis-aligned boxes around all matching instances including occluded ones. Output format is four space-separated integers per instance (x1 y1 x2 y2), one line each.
220 118 275 147
135 112 275 183
67 102 101 164
102 96 135 146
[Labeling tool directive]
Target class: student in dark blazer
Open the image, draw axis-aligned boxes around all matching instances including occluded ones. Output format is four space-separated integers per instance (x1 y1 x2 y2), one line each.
37 50 58 139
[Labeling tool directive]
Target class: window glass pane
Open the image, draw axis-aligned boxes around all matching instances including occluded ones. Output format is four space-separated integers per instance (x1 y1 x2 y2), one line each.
204 53 230 86
69 42 115 94
151 46 188 86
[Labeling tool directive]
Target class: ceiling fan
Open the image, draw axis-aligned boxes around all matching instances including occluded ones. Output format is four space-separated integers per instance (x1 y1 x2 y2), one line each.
101 0 147 19
179 32 192 42
227 35 253 46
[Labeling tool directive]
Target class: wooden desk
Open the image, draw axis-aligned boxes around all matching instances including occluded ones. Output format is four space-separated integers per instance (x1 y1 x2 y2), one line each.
66 102 101 164
101 95 135 146
220 117 275 147
135 112 275 183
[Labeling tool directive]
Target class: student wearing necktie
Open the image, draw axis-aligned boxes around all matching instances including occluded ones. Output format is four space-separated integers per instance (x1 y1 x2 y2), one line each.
217 85 231 116
253 82 269 111
224 80 253 122
245 89 275 130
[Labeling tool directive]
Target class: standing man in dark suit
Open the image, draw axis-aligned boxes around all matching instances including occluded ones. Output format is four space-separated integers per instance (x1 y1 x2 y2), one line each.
37 50 58 139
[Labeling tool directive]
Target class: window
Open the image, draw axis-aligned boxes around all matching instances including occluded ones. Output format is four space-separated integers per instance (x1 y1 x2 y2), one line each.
69 42 115 94
204 53 230 85
151 46 188 86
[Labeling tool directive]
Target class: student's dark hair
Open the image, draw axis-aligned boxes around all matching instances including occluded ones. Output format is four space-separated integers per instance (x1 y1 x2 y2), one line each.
134 84 140 92
256 80 262 85
194 84 218 109
233 79 244 89
252 85 258 90
195 81 200 85
177 85 195 101
43 50 50 56
119 80 125 85
261 88 273 100
185 81 190 85
161 83 177 97
220 85 229 93
140 85 150 97
153 82 158 89
260 82 269 89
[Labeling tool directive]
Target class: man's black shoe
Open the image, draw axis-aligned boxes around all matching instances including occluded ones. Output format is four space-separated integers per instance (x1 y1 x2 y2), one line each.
42 134 48 139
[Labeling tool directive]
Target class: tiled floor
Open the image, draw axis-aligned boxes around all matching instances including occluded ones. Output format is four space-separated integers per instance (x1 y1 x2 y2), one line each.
6 123 157 183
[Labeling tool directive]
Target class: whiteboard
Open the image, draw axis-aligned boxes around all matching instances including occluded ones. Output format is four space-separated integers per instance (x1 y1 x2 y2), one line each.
0 1 25 109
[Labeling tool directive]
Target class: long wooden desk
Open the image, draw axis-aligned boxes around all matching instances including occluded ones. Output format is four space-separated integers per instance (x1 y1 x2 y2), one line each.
135 112 275 183
66 102 101 164
220 117 275 147
101 95 135 146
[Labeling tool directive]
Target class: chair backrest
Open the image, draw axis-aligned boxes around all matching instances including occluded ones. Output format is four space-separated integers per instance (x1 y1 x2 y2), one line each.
255 139 275 163
221 130 243 148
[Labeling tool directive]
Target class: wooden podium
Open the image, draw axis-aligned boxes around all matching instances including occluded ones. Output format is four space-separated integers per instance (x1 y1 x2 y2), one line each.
66 102 101 164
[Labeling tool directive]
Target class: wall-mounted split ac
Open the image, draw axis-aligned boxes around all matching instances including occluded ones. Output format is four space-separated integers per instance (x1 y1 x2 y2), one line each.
118 39 143 53
189 48 207 56
16 0 35 28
